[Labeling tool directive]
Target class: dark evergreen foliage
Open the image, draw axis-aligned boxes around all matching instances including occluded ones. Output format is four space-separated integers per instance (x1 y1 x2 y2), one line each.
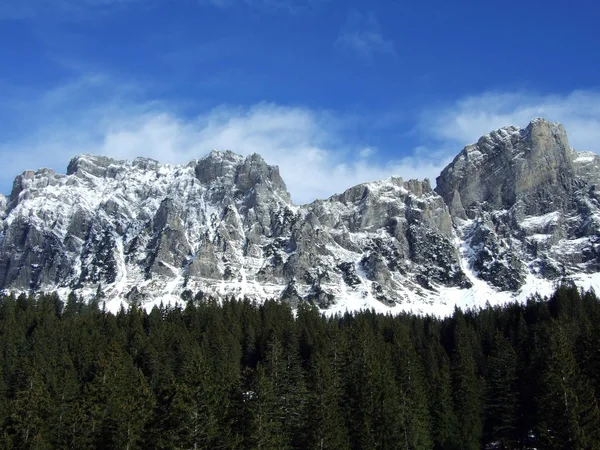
0 285 599 449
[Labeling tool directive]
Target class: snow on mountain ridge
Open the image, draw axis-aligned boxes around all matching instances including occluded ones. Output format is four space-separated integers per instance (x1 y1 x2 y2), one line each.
0 149 472 313
1 119 600 316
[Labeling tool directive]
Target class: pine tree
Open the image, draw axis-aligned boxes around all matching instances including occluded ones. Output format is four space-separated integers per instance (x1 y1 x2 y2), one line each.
433 350 458 450
248 363 288 450
158 347 242 450
393 333 433 449
535 322 600 449
484 331 519 449
47 352 85 448
305 350 350 450
248 336 307 450
86 341 154 449
451 310 484 450
7 368 52 449
340 317 407 450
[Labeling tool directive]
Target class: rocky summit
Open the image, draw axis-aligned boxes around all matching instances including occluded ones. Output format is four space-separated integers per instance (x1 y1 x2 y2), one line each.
1 118 599 315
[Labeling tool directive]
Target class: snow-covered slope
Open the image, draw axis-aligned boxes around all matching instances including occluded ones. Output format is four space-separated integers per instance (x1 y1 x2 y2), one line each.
1 119 599 316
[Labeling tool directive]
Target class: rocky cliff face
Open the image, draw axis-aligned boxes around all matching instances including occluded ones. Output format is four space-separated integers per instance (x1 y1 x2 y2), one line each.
436 118 600 292
437 119 578 219
1 118 599 315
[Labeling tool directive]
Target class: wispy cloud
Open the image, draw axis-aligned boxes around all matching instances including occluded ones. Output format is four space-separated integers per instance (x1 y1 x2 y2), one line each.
0 74 442 204
421 90 600 153
335 10 395 59
0 0 326 19
0 0 152 21
200 0 328 14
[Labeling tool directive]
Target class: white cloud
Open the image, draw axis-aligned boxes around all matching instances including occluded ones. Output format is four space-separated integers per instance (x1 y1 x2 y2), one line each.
0 75 442 204
5 77 597 205
422 90 600 152
335 11 395 58
97 105 450 202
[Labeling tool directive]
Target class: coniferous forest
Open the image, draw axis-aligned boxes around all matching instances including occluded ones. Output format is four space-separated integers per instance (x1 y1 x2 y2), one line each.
1 284 600 449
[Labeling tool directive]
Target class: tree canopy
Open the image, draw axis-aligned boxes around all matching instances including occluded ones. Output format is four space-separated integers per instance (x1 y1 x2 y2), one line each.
0 284 599 449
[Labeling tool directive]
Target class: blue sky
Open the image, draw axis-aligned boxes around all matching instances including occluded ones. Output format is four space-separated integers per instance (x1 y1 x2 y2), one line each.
1 0 599 203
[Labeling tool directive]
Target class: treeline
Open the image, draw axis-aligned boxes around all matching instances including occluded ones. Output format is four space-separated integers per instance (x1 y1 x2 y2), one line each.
1 285 600 449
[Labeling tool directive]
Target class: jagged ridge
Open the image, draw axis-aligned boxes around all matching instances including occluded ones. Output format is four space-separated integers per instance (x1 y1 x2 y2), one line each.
1 119 599 315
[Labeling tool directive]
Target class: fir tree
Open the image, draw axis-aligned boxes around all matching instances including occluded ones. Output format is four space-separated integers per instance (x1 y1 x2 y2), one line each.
7 368 52 449
484 331 519 449
535 322 600 449
451 310 484 450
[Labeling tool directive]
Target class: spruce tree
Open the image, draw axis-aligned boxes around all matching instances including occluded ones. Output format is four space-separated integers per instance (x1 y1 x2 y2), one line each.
484 331 519 449
305 353 350 450
86 341 154 449
249 363 290 450
535 322 600 449
7 369 52 449
451 310 484 450
394 338 433 449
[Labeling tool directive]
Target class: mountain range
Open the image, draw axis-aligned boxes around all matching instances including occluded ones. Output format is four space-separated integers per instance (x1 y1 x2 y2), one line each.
1 118 599 315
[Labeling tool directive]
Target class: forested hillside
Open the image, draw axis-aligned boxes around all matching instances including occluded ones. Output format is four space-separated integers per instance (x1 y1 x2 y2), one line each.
1 285 600 449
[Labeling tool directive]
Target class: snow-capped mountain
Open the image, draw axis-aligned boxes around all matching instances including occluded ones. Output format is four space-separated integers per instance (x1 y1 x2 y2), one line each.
1 118 599 315
436 118 600 292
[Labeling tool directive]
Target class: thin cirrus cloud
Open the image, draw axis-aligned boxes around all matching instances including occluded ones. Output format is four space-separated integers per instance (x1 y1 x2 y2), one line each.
335 10 395 59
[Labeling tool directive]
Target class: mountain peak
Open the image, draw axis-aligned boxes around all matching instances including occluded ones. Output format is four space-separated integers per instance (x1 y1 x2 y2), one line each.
473 118 567 152
526 116 561 128
0 119 599 316
436 118 576 218
66 154 125 177
202 149 245 164
194 150 288 201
